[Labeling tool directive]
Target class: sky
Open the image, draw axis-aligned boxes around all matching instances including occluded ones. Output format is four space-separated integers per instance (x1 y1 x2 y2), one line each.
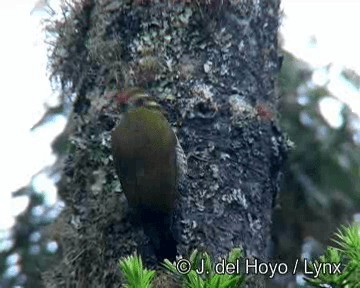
0 0 359 231
0 0 66 230
281 0 360 122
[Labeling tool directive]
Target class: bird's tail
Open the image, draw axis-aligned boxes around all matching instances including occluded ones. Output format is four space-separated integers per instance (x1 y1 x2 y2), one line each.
141 209 177 262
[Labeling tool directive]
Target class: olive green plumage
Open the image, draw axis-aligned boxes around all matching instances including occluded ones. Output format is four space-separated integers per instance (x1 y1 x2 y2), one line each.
111 89 186 261
111 107 178 214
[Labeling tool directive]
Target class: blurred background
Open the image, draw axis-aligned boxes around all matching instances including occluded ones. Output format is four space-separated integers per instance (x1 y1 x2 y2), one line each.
0 0 359 287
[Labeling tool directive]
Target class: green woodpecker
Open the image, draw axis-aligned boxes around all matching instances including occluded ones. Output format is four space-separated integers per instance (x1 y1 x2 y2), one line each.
110 88 187 261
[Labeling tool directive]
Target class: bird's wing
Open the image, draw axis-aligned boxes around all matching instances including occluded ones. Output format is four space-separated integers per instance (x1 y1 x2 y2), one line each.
175 133 187 184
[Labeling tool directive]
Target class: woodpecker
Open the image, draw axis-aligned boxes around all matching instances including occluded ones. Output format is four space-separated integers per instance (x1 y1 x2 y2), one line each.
110 88 187 261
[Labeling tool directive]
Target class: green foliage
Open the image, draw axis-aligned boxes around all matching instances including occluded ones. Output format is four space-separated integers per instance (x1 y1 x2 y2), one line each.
162 248 246 288
305 224 360 287
118 249 246 288
0 186 60 288
119 253 156 288
272 50 360 270
280 52 360 210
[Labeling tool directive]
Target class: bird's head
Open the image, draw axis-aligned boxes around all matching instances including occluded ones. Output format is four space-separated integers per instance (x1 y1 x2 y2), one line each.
108 88 161 113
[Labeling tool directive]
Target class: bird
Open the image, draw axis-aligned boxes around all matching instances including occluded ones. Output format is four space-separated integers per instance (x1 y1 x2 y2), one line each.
110 88 187 262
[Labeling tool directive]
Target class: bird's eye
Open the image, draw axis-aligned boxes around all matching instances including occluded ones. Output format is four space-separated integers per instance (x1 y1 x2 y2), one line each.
135 98 145 107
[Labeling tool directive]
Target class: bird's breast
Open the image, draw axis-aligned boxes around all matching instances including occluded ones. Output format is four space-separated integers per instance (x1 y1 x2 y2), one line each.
111 108 178 214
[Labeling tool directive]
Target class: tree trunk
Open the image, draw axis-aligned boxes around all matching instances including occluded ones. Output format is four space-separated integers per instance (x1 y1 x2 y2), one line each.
43 0 286 287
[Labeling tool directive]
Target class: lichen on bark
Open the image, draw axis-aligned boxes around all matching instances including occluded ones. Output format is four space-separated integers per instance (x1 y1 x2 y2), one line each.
43 1 286 287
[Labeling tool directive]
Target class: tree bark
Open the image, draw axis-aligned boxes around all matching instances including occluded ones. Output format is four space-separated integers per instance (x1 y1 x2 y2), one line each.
43 0 286 287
